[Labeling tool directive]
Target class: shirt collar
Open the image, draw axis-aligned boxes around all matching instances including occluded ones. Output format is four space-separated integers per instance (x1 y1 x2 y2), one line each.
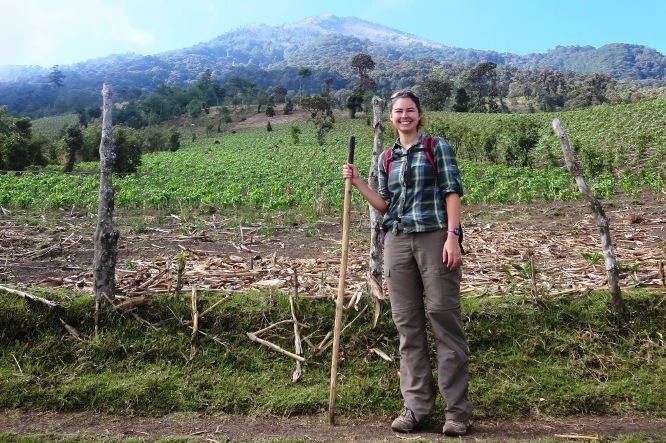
392 134 424 154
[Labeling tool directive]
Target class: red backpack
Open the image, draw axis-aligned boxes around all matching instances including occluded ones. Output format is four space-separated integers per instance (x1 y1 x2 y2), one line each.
381 135 465 253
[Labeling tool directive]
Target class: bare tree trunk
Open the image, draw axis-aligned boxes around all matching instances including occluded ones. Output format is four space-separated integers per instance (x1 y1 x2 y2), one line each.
93 83 119 303
552 118 627 321
367 96 385 298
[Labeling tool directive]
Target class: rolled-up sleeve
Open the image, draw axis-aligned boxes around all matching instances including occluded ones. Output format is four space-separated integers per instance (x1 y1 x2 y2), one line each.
378 152 391 201
435 137 463 197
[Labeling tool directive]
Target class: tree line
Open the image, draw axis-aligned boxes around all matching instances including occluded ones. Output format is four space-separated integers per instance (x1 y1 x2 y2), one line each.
0 53 658 174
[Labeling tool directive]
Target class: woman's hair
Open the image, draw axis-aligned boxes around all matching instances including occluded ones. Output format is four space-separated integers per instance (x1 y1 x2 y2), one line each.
389 90 425 134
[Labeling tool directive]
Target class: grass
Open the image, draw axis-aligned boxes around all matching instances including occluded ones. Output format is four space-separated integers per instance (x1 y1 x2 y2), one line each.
1 289 664 421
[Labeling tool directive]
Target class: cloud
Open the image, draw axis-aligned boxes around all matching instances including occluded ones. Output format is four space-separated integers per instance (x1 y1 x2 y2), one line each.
0 0 154 66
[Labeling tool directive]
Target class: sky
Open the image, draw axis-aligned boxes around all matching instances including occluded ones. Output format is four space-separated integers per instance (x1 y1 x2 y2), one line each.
1 0 664 67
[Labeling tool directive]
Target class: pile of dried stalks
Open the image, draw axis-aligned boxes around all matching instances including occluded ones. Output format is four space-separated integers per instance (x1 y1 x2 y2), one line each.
1 205 665 302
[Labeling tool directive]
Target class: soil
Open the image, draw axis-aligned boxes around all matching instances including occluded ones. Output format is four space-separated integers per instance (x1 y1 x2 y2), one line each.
1 409 666 441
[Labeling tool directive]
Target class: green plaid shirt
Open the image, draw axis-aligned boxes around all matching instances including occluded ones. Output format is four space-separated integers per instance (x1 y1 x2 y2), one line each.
378 135 463 235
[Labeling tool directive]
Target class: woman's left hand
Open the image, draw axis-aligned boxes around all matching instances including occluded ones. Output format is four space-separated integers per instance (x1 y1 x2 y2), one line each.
443 235 462 270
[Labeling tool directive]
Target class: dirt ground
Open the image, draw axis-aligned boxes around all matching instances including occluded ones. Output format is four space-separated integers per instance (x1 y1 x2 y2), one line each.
1 409 666 441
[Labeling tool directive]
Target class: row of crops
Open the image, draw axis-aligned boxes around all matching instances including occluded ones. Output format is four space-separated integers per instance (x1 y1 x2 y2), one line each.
1 98 664 213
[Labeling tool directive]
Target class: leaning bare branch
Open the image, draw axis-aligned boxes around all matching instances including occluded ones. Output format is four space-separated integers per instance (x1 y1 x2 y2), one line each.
370 347 393 362
199 294 232 319
60 318 84 341
0 285 61 309
290 293 303 382
316 305 368 355
190 288 199 360
252 319 296 337
246 332 305 362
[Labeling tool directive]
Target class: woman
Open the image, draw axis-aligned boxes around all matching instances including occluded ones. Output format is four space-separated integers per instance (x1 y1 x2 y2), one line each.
342 90 472 436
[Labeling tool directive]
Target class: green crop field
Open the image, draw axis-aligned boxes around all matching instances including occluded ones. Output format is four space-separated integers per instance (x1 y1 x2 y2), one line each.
3 98 665 213
30 113 78 139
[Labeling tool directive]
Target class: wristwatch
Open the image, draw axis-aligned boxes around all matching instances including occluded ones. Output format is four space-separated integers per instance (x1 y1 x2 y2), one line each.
447 227 461 236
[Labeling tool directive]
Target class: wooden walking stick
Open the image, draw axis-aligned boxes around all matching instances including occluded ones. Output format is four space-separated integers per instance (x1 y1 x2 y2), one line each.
329 135 355 425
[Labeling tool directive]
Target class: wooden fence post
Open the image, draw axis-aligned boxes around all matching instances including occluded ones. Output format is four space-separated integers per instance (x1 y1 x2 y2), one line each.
552 118 627 321
93 83 119 307
368 96 385 300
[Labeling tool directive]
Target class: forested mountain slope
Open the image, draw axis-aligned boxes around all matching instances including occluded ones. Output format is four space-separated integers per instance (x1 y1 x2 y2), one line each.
0 14 663 115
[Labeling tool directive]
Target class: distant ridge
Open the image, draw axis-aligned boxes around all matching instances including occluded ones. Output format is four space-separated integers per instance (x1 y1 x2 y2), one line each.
0 14 663 114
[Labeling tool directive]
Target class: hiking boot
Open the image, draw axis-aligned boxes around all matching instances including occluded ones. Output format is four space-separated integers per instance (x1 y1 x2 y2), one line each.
391 407 423 433
443 419 469 436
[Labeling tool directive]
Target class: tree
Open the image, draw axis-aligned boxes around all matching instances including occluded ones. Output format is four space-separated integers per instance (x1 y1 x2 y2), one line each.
567 73 615 109
301 94 331 118
313 115 334 146
468 61 500 113
0 110 46 171
188 99 203 119
256 90 268 113
113 127 142 174
452 88 470 112
76 108 90 126
290 124 301 144
212 84 226 106
271 84 288 104
297 67 312 100
265 95 275 117
284 98 294 115
423 78 453 111
49 66 65 89
346 90 364 118
324 77 333 95
351 53 376 93
168 128 181 152
228 76 255 108
351 53 375 79
63 124 84 172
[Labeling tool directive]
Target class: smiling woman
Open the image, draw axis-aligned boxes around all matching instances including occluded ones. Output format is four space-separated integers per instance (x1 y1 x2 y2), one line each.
341 89 470 436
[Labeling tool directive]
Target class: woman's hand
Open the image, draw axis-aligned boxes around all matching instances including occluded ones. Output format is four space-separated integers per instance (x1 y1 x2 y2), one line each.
342 163 360 187
443 235 462 270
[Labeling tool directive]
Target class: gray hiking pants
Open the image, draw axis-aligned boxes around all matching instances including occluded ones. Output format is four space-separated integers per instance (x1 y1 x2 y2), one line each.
384 229 472 422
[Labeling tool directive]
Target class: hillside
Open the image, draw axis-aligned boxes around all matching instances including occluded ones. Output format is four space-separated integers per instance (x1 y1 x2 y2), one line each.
0 14 664 116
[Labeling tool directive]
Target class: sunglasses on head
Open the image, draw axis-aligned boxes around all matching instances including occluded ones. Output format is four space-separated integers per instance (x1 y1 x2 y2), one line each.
390 90 419 100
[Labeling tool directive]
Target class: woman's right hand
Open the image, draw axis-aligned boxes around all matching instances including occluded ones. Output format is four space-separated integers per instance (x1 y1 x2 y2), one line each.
341 162 389 214
342 163 359 185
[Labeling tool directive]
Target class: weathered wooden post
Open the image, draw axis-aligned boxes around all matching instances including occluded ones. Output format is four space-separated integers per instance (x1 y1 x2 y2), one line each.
367 96 387 325
552 118 627 321
93 83 120 334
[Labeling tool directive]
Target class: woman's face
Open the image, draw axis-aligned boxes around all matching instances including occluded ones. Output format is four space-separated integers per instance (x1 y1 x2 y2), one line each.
389 96 422 135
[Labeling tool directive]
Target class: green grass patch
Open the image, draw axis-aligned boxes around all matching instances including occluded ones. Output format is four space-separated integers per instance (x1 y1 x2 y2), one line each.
1 288 664 421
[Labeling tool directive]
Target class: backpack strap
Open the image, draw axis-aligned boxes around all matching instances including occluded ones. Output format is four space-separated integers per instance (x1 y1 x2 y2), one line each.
422 136 437 173
384 136 437 177
382 149 394 176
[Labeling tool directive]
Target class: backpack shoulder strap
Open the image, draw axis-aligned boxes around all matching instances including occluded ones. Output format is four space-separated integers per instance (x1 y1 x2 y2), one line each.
382 149 394 176
422 136 437 172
